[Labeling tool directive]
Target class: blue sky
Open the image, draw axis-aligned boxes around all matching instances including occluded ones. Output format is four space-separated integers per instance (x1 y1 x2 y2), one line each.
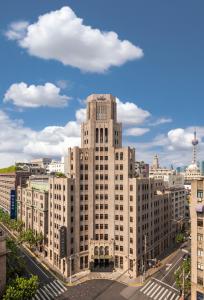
0 0 204 167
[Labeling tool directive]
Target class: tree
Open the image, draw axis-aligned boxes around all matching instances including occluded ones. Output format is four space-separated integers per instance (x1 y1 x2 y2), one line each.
19 229 36 249
175 258 191 295
6 238 26 281
176 233 185 244
3 275 39 300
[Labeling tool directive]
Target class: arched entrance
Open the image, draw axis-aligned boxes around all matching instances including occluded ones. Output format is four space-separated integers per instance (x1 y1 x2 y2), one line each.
91 246 113 272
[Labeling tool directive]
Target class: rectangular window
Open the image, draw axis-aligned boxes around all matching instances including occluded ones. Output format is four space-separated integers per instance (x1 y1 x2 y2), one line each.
197 291 204 300
198 248 204 257
198 219 203 227
198 262 204 271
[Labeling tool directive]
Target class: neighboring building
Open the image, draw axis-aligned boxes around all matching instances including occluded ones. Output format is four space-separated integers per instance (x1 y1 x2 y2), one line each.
15 162 46 175
0 227 6 297
150 155 187 231
135 161 149 178
17 176 49 254
0 169 30 218
30 158 52 170
44 94 173 278
47 158 65 174
190 179 204 299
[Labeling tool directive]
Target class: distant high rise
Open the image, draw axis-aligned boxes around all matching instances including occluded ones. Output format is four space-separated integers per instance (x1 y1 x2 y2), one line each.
152 154 159 169
185 129 201 181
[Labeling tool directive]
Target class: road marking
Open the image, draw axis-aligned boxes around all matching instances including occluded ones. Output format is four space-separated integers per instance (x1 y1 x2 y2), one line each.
154 286 165 299
55 280 67 291
143 282 155 294
54 280 67 292
165 290 173 299
34 292 42 300
152 277 179 292
49 281 62 294
161 257 183 281
46 283 59 296
165 264 172 271
140 280 152 292
146 283 158 296
39 289 50 300
159 288 169 299
56 279 66 290
169 293 177 300
150 284 161 298
43 285 56 297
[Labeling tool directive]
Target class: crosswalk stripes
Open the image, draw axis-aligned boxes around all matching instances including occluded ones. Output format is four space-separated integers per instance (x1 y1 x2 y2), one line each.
32 280 67 300
139 279 180 300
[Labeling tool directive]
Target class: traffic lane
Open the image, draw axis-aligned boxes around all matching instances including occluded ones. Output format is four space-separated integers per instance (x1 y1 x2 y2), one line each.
3 224 54 284
18 244 53 284
153 249 184 281
58 279 127 300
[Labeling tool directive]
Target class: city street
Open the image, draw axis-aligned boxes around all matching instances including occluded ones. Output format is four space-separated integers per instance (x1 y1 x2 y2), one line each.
3 222 190 300
2 225 68 300
57 242 190 300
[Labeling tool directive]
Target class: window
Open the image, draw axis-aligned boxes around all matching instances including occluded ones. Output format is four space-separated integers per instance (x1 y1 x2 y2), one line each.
197 291 204 300
198 248 204 257
198 219 203 227
198 234 203 241
198 190 203 199
197 277 204 286
198 262 204 271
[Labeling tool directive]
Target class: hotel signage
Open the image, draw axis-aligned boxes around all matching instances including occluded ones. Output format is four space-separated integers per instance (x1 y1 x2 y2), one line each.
59 226 67 258
10 189 16 219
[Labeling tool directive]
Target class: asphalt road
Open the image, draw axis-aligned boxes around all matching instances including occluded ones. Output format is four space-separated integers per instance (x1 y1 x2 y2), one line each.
57 279 127 300
3 225 68 300
57 241 190 300
129 240 191 300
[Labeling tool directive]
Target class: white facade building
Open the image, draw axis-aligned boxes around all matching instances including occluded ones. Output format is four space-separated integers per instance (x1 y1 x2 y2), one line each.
47 158 65 174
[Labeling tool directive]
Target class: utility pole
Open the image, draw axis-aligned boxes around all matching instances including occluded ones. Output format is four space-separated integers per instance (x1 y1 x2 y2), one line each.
69 255 72 285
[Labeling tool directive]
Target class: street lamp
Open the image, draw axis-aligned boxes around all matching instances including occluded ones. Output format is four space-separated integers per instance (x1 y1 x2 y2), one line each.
68 253 79 285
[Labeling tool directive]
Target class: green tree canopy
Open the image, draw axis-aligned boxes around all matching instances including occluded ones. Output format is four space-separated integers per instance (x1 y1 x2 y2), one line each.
3 275 39 300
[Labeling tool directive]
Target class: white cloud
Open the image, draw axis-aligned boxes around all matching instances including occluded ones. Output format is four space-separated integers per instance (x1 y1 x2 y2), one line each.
116 98 150 125
4 82 70 108
124 127 149 136
0 110 81 167
167 128 194 150
6 6 143 73
5 21 29 40
76 108 86 123
149 117 172 126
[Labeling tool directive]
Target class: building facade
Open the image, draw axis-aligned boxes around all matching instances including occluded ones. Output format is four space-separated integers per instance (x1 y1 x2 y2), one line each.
150 155 186 226
0 171 30 217
191 179 204 300
43 94 173 278
47 159 65 174
17 176 49 254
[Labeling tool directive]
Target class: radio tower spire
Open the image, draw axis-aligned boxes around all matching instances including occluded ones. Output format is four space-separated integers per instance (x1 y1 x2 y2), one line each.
192 128 199 164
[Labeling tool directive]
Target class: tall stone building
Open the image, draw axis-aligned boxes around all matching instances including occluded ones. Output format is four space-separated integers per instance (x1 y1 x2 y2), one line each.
45 94 173 278
191 179 204 299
